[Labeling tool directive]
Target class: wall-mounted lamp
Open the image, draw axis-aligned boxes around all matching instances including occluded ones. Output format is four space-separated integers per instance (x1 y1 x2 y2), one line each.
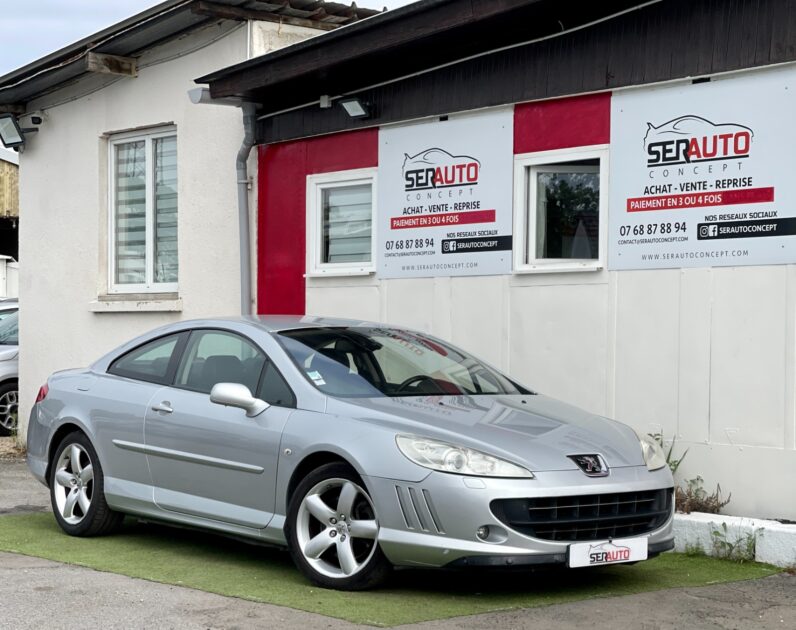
0 113 40 149
339 97 370 119
0 114 26 148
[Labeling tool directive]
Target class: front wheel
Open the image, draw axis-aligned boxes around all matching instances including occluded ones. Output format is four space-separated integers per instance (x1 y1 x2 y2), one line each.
49 431 124 536
285 462 392 590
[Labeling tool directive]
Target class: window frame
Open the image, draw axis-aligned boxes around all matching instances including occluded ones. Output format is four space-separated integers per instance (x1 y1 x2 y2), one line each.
513 145 609 274
108 126 178 294
170 328 297 408
306 168 377 277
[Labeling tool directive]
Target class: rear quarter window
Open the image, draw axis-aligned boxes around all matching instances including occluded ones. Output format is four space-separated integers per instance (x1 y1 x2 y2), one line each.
108 333 184 385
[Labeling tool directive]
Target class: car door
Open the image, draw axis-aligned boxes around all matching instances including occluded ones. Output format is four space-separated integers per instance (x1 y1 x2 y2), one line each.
145 328 294 530
98 332 188 499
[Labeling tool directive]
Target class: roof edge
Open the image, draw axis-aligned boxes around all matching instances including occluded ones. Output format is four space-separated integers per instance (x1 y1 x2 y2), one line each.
196 0 454 84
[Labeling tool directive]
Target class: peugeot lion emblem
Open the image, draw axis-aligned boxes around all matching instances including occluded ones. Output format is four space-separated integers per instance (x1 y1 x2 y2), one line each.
569 454 609 477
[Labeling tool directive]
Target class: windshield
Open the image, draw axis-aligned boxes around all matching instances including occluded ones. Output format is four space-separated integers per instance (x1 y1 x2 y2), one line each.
277 327 531 398
0 311 18 345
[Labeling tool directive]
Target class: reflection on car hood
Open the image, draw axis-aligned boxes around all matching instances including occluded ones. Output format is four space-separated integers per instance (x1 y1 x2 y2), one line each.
0 346 18 362
326 394 644 472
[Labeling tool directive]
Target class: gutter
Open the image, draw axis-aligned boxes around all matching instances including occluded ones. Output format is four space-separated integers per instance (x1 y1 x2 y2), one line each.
189 87 257 315
236 102 257 315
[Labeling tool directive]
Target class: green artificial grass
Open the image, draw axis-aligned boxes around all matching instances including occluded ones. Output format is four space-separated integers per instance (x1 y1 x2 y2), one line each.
0 513 780 626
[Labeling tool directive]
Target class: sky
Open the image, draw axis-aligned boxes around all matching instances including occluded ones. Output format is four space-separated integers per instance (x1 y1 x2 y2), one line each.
0 0 414 160
0 0 415 76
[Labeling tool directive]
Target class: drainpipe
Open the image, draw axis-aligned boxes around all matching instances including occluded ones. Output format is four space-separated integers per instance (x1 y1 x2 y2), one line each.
236 102 257 316
188 87 257 315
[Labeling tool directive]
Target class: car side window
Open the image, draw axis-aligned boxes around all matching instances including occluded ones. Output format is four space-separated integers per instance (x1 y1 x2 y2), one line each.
258 361 296 408
108 333 184 384
175 330 266 395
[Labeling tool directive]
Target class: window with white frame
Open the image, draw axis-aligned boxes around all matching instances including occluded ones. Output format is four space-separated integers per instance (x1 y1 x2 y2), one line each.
109 127 178 292
513 146 608 272
307 168 376 275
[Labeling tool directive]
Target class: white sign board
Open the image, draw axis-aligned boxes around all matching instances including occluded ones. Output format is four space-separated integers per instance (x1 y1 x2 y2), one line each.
377 109 514 278
609 69 796 270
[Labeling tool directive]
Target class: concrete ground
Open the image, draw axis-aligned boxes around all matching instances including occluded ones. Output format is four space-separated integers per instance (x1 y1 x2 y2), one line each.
1 454 793 630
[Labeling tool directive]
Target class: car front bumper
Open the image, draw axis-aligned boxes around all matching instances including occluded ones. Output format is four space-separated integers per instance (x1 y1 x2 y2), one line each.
364 465 675 568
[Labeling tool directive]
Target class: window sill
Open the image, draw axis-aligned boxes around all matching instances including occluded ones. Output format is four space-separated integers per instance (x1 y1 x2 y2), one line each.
90 294 183 313
513 262 603 274
305 269 376 278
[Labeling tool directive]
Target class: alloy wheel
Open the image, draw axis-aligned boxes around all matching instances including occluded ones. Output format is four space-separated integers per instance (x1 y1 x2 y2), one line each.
0 389 17 431
53 443 94 525
295 478 379 579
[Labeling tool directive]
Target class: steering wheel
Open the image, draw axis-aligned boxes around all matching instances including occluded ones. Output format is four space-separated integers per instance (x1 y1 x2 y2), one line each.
396 374 443 393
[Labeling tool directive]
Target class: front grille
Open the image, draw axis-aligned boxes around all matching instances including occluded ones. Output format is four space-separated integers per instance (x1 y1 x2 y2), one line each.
490 488 673 542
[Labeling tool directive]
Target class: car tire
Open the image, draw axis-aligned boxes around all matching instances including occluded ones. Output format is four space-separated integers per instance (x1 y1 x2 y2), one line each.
49 431 124 537
285 462 392 590
0 381 18 436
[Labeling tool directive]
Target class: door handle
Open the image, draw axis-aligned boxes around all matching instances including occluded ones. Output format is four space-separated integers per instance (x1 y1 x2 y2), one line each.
151 402 173 414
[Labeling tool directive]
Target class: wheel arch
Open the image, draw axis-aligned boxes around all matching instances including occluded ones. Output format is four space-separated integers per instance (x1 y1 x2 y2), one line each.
285 450 363 508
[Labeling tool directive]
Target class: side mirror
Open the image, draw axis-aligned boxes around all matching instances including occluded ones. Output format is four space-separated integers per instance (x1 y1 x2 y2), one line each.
210 382 269 418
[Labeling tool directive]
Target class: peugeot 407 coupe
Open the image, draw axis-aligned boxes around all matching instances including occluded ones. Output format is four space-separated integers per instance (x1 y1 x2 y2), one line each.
27 317 675 590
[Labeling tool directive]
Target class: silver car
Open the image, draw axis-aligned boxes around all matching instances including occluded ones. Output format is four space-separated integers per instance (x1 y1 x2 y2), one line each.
27 317 674 590
0 304 19 435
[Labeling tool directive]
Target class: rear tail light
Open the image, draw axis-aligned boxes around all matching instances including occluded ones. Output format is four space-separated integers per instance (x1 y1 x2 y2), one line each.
35 383 49 403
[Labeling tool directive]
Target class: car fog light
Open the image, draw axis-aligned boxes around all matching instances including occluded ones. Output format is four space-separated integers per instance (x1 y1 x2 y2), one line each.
476 525 490 540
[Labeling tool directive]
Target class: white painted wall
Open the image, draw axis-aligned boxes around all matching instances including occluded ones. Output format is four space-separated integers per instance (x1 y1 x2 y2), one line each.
307 214 796 521
17 20 319 441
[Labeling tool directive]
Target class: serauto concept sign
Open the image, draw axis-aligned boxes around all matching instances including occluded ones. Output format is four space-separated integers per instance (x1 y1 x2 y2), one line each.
377 109 513 278
608 69 796 270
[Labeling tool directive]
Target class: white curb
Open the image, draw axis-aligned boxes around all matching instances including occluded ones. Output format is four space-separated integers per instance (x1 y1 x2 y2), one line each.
673 512 796 568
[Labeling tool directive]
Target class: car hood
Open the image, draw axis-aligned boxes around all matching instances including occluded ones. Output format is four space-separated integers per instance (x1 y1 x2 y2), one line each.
326 394 645 473
0 346 18 362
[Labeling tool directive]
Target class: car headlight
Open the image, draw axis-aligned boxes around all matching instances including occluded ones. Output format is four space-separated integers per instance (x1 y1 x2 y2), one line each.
639 434 667 471
396 435 534 478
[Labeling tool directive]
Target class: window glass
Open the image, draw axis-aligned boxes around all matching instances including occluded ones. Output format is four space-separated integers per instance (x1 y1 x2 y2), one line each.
111 130 177 291
175 330 265 395
0 311 18 345
277 327 530 399
531 162 599 261
109 334 182 384
114 141 146 285
0 308 17 321
154 136 178 284
258 362 295 408
321 183 372 264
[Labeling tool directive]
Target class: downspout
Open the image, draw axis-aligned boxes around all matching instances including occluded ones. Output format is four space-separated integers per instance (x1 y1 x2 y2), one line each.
236 102 257 315
188 87 258 316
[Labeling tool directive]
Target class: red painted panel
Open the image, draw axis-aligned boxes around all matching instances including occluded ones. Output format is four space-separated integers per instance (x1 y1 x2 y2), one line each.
257 129 378 315
514 92 611 154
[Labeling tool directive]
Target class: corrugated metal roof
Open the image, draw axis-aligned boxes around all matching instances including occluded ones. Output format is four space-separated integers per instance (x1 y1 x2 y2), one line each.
0 0 382 107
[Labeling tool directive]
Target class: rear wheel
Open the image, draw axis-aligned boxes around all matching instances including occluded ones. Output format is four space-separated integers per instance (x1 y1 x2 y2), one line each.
49 431 124 536
286 462 392 590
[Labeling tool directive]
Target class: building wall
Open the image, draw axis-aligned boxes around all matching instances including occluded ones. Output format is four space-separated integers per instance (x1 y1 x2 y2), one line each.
258 85 796 520
16 20 320 440
0 159 18 217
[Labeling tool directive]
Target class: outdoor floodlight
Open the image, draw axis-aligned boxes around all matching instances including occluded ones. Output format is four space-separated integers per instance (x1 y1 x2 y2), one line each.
0 114 25 148
339 97 370 119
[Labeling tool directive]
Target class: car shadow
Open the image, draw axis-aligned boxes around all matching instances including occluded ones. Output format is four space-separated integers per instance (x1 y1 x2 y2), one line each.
126 518 649 595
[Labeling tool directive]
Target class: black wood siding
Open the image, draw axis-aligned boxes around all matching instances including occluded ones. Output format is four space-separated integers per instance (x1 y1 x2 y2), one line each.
258 0 796 144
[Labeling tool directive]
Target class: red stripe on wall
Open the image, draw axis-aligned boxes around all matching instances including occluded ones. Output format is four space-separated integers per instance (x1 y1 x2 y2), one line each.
257 129 378 315
514 92 611 154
